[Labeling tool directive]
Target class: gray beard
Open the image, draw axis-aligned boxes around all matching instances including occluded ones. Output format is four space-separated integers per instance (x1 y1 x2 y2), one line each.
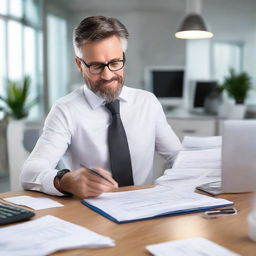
83 74 123 102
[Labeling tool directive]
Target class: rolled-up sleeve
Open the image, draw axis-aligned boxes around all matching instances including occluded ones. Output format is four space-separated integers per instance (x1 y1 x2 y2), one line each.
20 103 72 196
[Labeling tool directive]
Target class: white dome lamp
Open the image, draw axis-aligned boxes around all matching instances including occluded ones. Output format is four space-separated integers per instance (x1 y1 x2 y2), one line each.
175 0 213 39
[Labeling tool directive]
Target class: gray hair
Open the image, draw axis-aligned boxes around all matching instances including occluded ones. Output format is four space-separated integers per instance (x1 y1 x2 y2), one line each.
73 16 129 58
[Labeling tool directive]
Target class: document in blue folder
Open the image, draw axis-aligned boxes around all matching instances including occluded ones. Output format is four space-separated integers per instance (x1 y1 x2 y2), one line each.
81 186 233 223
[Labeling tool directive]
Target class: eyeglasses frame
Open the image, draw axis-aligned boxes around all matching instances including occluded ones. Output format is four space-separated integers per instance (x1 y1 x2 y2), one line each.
78 53 126 74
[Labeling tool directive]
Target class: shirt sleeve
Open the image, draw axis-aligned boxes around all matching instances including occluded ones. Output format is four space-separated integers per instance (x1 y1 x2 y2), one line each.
153 96 183 165
20 103 72 196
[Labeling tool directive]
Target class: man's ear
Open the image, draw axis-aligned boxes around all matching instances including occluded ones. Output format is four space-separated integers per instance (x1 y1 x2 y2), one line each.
75 57 83 73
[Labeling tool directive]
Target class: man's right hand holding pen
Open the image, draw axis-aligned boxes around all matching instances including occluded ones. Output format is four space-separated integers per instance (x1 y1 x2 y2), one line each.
54 167 118 198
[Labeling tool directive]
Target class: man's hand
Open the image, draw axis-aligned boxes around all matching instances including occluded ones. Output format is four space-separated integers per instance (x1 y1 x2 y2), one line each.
56 167 118 198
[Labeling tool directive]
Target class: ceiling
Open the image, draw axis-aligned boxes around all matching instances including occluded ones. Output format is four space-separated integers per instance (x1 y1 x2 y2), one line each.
55 0 186 12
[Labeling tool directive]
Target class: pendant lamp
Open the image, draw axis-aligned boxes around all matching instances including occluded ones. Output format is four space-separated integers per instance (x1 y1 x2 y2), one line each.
175 0 213 39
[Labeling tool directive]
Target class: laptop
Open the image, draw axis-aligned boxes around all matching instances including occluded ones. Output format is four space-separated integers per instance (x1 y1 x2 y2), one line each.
196 120 256 195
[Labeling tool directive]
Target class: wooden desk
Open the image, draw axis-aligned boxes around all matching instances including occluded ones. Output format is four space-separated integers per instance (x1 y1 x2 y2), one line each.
1 187 256 256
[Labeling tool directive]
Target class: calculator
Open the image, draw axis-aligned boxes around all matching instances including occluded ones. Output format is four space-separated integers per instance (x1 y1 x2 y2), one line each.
0 202 35 225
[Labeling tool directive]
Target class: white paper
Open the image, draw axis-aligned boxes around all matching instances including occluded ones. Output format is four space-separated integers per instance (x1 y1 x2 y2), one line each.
155 168 221 192
83 186 232 222
4 196 64 210
146 237 240 256
0 215 115 256
173 148 221 170
182 136 222 149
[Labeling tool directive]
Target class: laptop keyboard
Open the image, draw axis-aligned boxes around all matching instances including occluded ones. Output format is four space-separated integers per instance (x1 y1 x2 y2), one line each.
0 202 35 225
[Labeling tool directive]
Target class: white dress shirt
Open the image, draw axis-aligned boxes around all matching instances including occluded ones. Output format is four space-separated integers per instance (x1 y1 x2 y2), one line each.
21 85 182 196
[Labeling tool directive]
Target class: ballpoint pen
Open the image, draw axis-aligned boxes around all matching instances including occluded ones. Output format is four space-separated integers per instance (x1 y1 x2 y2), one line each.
80 165 115 185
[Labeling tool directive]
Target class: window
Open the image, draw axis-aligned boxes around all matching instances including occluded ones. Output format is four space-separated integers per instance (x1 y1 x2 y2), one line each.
0 0 43 119
9 0 23 18
47 14 68 107
0 19 6 97
8 21 23 81
212 42 243 84
0 0 7 15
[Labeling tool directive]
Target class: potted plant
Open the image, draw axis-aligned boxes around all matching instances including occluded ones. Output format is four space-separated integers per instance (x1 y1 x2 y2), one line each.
222 68 251 104
222 68 251 119
0 76 39 190
0 76 38 119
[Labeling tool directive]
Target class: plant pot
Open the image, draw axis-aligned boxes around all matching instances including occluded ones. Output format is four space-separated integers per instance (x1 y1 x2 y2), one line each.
7 118 28 190
0 119 8 176
228 104 246 120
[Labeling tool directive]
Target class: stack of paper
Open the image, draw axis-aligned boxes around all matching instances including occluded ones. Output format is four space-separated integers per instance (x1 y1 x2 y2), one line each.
172 148 221 170
182 136 222 149
83 186 233 223
155 136 222 192
146 237 240 256
0 215 115 256
155 168 221 192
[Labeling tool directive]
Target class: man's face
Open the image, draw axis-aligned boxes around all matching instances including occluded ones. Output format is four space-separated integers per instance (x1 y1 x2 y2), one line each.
76 35 125 102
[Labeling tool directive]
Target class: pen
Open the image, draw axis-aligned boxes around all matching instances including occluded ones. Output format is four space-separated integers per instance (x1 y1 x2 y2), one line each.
80 165 115 185
204 208 237 215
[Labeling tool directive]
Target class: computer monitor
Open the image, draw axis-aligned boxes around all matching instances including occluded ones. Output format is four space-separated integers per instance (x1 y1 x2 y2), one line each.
144 66 185 108
193 81 218 107
190 80 218 113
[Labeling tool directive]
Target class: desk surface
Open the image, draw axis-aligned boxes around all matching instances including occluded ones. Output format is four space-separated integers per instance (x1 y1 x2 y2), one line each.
1 187 256 256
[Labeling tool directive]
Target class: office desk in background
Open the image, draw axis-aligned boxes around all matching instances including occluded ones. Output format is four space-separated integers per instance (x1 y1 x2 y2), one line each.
1 187 256 256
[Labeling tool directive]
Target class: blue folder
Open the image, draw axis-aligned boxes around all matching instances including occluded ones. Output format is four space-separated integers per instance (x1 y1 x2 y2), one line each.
81 200 234 224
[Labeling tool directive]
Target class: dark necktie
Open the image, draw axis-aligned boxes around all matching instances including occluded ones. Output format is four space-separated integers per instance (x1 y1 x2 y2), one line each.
105 100 134 186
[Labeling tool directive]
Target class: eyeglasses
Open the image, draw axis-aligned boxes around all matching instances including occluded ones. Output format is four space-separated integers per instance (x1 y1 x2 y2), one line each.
78 53 126 75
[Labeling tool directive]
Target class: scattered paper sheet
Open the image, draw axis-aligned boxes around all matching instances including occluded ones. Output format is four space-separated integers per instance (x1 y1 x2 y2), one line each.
182 136 222 149
83 186 233 223
4 196 64 210
146 237 240 256
0 215 115 256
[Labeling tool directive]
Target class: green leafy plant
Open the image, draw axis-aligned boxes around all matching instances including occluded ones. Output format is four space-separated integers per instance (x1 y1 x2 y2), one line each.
222 68 251 104
0 76 39 119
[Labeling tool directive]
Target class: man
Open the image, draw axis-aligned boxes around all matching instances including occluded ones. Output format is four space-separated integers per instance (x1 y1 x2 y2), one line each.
21 16 182 198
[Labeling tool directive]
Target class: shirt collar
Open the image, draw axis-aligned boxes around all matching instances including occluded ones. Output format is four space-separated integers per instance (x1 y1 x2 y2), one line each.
83 84 129 110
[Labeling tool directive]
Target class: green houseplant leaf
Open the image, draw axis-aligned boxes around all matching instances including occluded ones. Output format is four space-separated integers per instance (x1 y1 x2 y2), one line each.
222 68 251 104
0 76 39 119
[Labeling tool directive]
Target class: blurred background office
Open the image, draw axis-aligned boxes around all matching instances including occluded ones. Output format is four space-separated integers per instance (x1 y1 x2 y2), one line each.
0 0 256 192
